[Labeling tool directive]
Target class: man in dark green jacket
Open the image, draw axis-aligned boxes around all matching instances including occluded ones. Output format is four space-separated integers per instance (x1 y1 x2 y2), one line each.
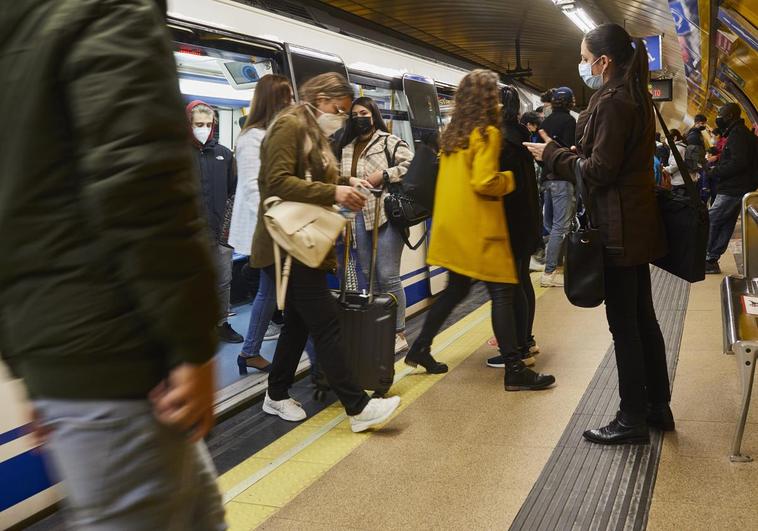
0 0 226 528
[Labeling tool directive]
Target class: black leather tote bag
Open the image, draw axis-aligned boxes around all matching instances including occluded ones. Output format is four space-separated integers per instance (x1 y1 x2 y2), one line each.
564 167 605 308
652 104 709 283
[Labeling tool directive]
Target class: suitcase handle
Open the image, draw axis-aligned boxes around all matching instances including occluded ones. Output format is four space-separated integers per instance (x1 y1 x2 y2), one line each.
340 188 384 305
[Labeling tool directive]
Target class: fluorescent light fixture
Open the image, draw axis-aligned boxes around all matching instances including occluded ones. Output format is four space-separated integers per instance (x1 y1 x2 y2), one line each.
178 77 252 105
347 61 406 79
564 7 597 33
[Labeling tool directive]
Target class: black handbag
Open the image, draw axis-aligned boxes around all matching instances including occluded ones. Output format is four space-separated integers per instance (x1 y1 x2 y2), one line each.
383 141 437 249
564 166 605 308
652 104 709 283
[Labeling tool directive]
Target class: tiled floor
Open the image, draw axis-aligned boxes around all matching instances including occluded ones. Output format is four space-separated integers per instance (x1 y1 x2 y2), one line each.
647 258 758 530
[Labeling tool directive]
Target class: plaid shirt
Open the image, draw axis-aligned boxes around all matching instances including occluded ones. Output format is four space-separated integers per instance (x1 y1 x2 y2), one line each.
340 130 413 231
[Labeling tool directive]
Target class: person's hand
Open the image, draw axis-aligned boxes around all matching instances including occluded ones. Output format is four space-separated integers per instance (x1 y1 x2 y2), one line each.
335 185 366 211
150 361 216 442
26 407 51 447
349 176 373 189
707 155 718 163
523 129 554 161
366 170 384 187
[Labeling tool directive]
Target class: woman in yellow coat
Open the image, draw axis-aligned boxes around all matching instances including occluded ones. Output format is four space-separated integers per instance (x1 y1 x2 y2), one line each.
405 70 555 391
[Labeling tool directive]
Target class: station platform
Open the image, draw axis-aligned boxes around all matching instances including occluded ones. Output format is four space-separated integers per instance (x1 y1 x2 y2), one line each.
208 257 758 530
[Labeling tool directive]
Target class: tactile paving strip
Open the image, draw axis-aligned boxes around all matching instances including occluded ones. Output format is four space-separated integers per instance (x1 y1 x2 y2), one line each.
510 266 689 531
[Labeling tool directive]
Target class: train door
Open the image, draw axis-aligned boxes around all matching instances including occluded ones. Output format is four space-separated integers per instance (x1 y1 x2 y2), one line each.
402 74 447 298
284 44 349 98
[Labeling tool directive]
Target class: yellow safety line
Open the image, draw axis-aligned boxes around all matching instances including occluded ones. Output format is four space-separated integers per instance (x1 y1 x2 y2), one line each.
220 273 548 530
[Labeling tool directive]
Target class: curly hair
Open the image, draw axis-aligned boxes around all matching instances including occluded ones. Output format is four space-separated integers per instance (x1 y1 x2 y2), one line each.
440 69 501 154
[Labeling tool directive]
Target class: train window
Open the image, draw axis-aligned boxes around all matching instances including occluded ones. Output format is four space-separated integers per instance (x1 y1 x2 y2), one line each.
286 45 349 96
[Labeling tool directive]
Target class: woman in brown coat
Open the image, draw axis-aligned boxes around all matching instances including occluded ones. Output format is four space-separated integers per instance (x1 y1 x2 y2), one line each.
524 23 672 445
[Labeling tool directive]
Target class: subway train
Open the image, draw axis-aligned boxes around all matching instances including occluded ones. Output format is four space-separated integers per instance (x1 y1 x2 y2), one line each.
5 0 758 528
0 1 544 527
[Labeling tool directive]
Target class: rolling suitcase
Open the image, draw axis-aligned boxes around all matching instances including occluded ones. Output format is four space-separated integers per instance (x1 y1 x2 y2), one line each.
331 191 397 397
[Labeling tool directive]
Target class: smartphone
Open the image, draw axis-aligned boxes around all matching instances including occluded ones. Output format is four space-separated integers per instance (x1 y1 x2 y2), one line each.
550 135 568 148
355 183 382 197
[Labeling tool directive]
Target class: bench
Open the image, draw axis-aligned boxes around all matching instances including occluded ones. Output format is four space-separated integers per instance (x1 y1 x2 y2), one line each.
720 191 758 462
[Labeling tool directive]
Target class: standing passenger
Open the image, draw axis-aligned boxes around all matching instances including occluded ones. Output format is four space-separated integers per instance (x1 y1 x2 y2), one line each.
524 23 671 444
187 100 244 343
251 73 401 432
228 74 294 374
406 70 556 391
0 0 226 527
338 97 414 353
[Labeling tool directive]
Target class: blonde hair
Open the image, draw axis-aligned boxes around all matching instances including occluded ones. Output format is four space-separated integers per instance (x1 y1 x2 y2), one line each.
440 69 501 154
275 73 354 175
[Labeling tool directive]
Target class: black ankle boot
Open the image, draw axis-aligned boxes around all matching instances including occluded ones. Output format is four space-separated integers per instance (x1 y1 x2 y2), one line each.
647 403 675 431
504 360 555 391
583 412 650 445
405 344 448 374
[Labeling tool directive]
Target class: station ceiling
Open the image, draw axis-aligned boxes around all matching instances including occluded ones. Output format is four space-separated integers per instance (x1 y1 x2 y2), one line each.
302 0 687 115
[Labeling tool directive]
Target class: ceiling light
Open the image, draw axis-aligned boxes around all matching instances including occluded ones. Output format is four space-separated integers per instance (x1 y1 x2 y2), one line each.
563 7 597 33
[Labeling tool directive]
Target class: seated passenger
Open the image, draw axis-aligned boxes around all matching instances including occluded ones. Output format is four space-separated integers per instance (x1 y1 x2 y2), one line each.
228 74 294 374
1 1 225 527
406 69 556 391
338 97 414 353
486 86 543 369
187 100 244 343
525 23 671 445
250 72 401 432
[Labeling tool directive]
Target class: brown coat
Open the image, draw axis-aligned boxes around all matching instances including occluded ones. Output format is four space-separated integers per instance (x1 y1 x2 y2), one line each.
543 79 667 267
249 111 342 271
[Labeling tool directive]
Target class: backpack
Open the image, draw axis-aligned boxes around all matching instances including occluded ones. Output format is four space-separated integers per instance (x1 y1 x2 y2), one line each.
684 143 705 172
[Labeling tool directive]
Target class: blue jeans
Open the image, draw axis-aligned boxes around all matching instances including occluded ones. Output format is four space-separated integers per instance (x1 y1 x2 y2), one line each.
543 180 576 273
241 265 276 357
706 194 742 262
354 213 406 332
36 400 226 530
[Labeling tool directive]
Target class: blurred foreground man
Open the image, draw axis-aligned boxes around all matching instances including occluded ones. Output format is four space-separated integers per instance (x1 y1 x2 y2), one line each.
0 1 227 529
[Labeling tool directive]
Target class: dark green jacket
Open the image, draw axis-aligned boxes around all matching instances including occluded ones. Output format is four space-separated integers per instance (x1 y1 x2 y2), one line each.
0 0 220 398
250 111 341 271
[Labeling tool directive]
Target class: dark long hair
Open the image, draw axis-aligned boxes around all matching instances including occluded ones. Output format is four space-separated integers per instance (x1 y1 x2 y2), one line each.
339 97 389 149
501 85 521 124
242 74 292 131
584 23 652 122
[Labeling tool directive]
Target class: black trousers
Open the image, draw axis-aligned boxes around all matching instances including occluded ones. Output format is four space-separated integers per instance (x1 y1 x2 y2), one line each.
267 264 370 416
514 257 535 347
416 271 521 362
604 264 671 420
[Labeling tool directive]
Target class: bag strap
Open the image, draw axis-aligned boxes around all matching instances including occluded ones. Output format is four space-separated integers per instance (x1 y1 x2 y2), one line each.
382 136 405 171
653 103 700 209
400 225 428 250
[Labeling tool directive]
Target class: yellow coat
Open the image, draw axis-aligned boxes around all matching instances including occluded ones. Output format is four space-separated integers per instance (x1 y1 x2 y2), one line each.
427 126 518 284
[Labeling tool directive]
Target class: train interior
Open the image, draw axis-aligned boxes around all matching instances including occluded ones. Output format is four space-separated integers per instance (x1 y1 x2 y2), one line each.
3 0 758 529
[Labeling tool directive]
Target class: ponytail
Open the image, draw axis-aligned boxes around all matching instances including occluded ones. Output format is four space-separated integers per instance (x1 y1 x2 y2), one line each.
626 37 652 122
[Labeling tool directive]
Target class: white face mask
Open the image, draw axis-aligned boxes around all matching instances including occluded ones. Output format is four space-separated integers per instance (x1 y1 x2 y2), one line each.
578 57 603 90
193 126 212 145
316 111 347 137
543 105 553 118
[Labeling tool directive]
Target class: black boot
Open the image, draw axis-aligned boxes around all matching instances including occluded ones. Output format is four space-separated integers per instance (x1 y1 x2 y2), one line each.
583 412 650 445
647 403 675 431
405 343 448 374
504 360 555 391
218 322 243 343
705 260 721 274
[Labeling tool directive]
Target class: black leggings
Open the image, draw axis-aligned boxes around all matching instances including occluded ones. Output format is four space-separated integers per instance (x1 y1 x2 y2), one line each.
514 257 535 346
416 271 521 363
604 264 671 420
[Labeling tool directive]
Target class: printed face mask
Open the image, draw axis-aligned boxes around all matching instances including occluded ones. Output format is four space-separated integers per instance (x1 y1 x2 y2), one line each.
578 57 603 90
317 111 347 137
352 116 373 135
193 126 212 145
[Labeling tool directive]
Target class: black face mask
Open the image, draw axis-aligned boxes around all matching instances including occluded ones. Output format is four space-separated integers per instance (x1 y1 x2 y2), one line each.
697 125 707 131
352 116 373 135
715 116 730 130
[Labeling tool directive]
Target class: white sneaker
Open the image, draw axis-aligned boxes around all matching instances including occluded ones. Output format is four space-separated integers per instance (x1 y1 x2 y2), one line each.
264 322 282 341
262 392 307 422
529 257 546 272
349 396 401 433
395 333 409 353
540 272 564 287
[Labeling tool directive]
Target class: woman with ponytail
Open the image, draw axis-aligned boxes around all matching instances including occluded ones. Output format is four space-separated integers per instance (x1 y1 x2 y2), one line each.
524 24 670 445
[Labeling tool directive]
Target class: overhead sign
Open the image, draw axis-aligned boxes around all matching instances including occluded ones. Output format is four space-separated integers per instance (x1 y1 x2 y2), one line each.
643 35 663 71
650 78 673 101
